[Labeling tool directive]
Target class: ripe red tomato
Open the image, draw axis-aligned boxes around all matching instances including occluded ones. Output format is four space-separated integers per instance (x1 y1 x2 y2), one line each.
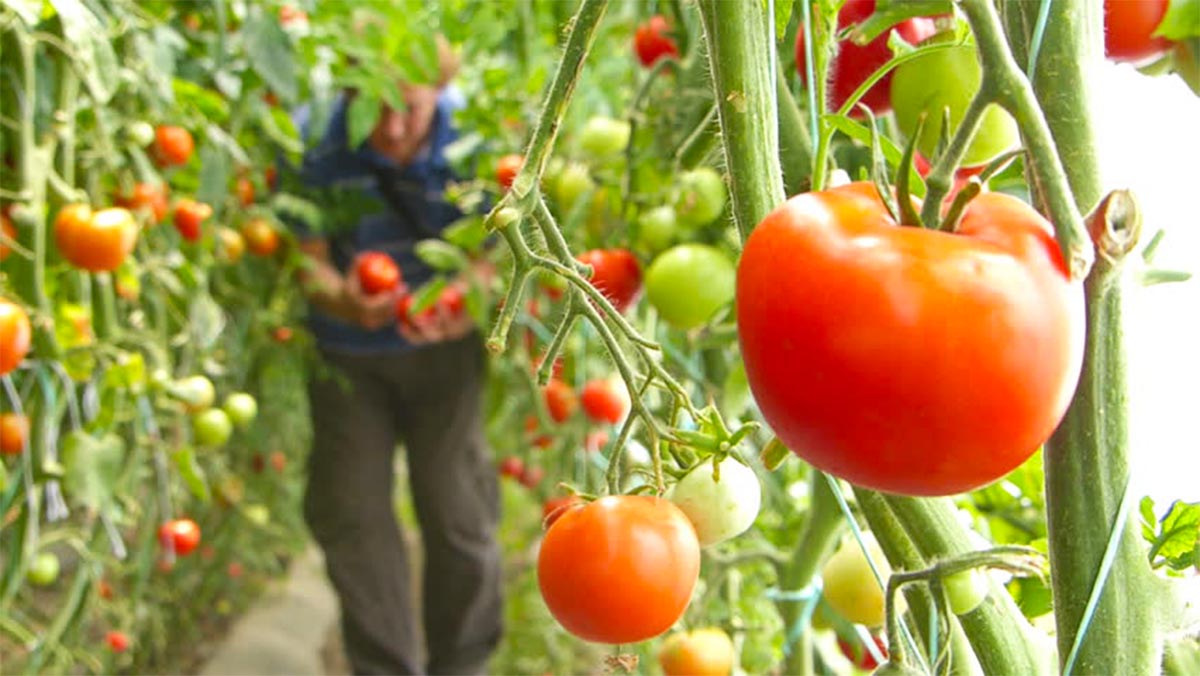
1104 0 1172 63
106 630 131 654
271 326 293 343
839 633 888 671
55 206 139 272
634 15 679 68
795 0 939 113
0 213 15 261
543 379 578 423
115 182 170 223
520 465 545 489
495 153 523 190
580 377 630 425
439 286 465 316
236 177 256 206
153 125 194 167
737 182 1084 496
658 628 735 676
0 298 31 376
241 218 280 257
158 518 201 556
498 456 524 479
173 198 212 242
0 413 29 455
356 252 402 295
538 495 701 643
98 579 114 600
542 495 583 529
576 248 642 314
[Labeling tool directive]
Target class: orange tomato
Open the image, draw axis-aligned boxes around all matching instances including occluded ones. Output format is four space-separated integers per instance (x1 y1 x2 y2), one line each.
537 495 700 643
115 182 170 223
216 227 246 262
0 298 32 376
659 628 736 676
154 125 194 167
495 153 523 190
241 218 280 257
55 206 139 272
0 412 29 455
542 379 577 423
236 177 255 206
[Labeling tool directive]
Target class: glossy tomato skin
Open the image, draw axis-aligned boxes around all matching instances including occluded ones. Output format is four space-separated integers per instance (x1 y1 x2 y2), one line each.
55 207 139 272
658 628 735 676
580 377 630 425
241 218 280 257
154 125 194 167
356 252 402 295
795 0 939 113
173 199 212 242
0 413 29 455
577 248 642 313
0 298 32 375
538 495 700 644
495 153 523 190
635 15 679 68
737 183 1084 496
159 518 201 556
1104 0 1172 63
543 379 578 423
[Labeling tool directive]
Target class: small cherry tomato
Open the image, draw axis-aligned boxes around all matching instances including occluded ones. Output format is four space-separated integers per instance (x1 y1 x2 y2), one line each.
56 206 139 272
115 182 170 223
236 177 256 206
106 630 131 653
241 218 280 257
543 379 578 423
580 377 630 425
658 627 735 676
173 198 213 242
159 518 201 556
0 412 29 455
0 298 32 376
495 154 523 190
153 125 194 167
1104 0 1173 64
356 252 403 295
634 15 679 68
576 248 642 314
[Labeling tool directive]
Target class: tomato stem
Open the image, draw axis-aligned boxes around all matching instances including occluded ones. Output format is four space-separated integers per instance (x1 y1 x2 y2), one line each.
775 67 813 196
696 0 785 240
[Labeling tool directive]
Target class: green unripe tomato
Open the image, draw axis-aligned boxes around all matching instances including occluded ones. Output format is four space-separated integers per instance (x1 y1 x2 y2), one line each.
579 116 631 158
673 168 727 229
555 162 594 215
636 206 678 254
821 532 893 628
172 375 215 413
127 120 155 147
222 392 258 430
944 568 989 615
193 408 233 448
668 456 761 547
645 244 736 329
891 43 1018 167
27 552 61 586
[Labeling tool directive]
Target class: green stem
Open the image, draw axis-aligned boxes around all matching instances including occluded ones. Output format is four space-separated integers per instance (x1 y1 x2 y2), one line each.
882 494 1053 675
1044 192 1164 675
776 66 812 196
919 92 990 227
958 0 1092 281
696 0 785 241
775 473 844 676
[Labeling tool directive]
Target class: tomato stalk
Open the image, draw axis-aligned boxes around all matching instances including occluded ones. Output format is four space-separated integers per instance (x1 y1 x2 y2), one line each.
775 67 813 196
695 0 785 240
955 0 1093 281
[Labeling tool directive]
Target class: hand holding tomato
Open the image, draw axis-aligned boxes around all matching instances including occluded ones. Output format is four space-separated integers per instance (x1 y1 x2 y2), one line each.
355 252 403 295
394 285 473 344
342 262 403 331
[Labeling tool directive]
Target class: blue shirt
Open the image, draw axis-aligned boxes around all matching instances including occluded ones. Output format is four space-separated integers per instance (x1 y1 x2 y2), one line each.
291 91 465 354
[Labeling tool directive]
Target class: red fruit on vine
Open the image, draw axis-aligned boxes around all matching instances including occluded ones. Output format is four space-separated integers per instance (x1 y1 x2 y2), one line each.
498 456 525 479
543 379 578 423
576 248 642 314
634 15 679 68
153 125 194 167
159 518 201 556
520 465 545 489
106 630 130 653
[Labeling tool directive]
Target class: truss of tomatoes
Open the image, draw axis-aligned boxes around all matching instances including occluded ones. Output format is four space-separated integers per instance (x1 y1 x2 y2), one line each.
736 182 1085 496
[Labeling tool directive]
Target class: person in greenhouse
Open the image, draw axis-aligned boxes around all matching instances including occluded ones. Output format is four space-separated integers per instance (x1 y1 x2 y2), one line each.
285 39 502 675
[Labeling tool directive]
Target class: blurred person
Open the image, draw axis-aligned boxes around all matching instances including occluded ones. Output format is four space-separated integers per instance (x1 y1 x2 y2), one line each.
287 38 502 676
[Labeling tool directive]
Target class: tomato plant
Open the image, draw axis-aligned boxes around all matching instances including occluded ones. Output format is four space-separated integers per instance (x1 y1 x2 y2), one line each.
0 412 29 455
27 552 61 587
55 206 139 272
542 494 583 528
645 244 735 329
669 455 761 547
171 375 216 413
173 198 212 242
891 41 1019 167
794 0 939 113
658 627 735 676
634 15 679 68
821 533 892 628
216 227 246 262
0 298 31 375
495 153 523 189
636 205 678 253
737 183 1084 496
673 167 726 229
356 251 402 295
1104 0 1173 63
576 248 642 313
498 455 524 480
158 519 201 556
153 125 194 167
537 496 700 643
944 568 989 616
580 376 629 425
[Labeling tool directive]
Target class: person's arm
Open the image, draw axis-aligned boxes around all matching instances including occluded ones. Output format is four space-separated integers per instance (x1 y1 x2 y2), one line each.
297 238 399 330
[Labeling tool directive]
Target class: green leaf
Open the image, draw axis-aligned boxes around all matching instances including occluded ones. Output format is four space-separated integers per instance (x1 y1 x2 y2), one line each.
50 0 119 103
1146 500 1200 571
172 447 210 503
196 143 232 207
60 431 124 512
1156 0 1200 41
347 92 381 151
410 277 448 314
415 239 469 272
774 0 795 40
173 79 230 123
204 122 250 167
442 216 489 253
244 12 298 104
4 0 43 26
189 293 226 350
759 437 791 471
260 106 304 155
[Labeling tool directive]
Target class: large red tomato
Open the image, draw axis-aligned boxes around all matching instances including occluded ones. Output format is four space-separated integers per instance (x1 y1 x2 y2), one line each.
538 495 700 643
1104 0 1172 64
736 182 1084 496
576 248 642 314
795 0 939 113
0 298 31 375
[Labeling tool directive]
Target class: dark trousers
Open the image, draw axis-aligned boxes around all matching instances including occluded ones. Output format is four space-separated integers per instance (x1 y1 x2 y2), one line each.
303 335 503 675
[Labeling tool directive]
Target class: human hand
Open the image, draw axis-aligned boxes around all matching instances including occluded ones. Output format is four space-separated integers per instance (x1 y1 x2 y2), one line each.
396 284 474 345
